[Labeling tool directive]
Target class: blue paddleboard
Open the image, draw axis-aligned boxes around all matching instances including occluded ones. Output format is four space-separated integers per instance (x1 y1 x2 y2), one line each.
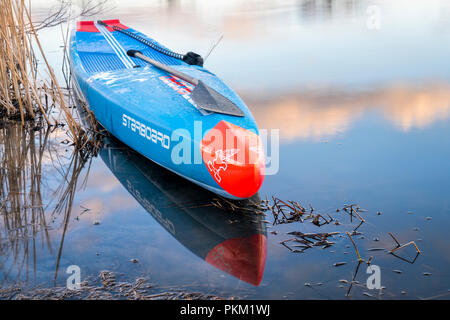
70 20 265 199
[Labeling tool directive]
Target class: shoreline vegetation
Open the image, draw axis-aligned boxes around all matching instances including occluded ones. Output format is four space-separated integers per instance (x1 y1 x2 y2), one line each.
0 0 75 131
0 0 105 147
0 271 226 300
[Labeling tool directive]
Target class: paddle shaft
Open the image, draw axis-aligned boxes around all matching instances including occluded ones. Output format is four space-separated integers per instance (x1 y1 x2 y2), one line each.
127 49 245 117
130 51 199 86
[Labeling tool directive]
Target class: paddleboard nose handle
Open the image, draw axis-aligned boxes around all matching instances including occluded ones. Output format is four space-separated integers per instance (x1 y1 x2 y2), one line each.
127 50 143 58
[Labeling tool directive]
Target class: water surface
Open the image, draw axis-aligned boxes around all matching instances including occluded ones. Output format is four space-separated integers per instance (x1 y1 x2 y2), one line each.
1 0 449 299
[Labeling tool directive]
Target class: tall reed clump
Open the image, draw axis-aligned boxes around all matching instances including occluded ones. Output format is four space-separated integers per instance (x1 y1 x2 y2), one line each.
0 0 81 143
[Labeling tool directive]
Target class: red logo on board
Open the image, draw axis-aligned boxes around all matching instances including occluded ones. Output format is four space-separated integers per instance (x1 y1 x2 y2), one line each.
201 121 265 199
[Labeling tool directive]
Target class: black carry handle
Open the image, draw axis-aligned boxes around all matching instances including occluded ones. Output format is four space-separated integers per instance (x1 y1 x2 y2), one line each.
96 20 108 27
127 50 143 58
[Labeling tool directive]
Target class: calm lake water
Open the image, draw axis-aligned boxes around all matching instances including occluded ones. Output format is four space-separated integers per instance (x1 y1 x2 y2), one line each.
1 0 449 299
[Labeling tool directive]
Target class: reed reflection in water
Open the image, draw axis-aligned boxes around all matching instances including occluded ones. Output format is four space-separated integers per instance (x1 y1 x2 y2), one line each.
0 122 51 283
0 121 94 285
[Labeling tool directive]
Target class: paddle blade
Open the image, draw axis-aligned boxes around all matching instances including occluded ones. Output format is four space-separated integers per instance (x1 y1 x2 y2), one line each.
191 80 245 117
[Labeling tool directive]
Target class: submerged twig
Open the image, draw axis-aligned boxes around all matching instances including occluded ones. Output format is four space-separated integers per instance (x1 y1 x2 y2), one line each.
346 231 363 262
388 232 421 254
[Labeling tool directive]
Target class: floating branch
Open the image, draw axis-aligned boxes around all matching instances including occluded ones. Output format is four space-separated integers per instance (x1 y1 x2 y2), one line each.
388 232 421 255
312 214 332 226
282 231 340 253
346 231 363 262
271 196 307 224
342 204 366 223
269 197 337 226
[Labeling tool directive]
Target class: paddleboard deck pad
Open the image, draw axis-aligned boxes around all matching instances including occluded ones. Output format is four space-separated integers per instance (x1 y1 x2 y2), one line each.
70 19 265 199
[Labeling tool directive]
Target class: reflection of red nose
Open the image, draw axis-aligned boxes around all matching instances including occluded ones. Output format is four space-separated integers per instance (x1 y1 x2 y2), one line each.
205 234 267 286
201 121 265 199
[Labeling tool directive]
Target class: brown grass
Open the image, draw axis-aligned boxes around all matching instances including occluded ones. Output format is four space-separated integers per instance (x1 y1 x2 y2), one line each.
0 0 81 142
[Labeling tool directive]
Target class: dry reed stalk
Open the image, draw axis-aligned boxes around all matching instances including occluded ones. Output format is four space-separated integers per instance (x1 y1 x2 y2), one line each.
25 6 81 142
388 232 421 254
0 0 82 143
1 0 39 121
346 231 363 262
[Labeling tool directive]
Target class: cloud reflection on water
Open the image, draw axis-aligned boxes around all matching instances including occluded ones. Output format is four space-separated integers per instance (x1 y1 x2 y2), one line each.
247 84 450 141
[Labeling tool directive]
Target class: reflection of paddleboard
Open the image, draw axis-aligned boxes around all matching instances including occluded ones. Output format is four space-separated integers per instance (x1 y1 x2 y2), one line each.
70 19 265 199
100 136 267 286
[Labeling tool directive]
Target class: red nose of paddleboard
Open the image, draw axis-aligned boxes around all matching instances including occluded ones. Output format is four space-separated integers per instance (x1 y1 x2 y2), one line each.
201 121 265 199
205 234 267 286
